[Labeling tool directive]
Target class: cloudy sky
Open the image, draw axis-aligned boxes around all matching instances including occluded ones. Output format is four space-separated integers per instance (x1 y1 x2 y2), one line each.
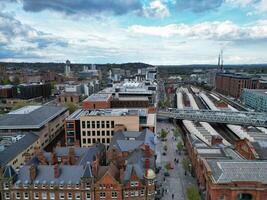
0 0 267 65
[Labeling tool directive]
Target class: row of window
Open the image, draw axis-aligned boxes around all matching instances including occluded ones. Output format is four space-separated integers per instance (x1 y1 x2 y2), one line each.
82 120 115 129
5 192 91 200
82 137 111 144
124 190 145 197
99 191 117 198
82 130 114 137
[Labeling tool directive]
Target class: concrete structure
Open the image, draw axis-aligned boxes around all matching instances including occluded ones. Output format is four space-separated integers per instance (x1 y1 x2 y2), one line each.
241 89 267 112
215 73 259 98
0 105 69 147
65 60 71 77
65 108 156 147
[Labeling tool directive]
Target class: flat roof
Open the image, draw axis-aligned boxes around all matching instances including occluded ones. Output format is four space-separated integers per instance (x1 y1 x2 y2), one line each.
0 105 68 130
84 93 112 102
243 89 267 95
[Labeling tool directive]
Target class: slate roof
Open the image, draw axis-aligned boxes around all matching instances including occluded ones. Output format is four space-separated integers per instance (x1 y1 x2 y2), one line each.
110 129 155 152
0 132 39 167
0 105 67 129
208 160 267 184
17 165 87 184
251 141 267 160
3 165 17 178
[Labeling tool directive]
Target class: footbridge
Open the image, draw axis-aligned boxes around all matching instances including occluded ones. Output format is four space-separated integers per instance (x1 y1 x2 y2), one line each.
158 109 267 127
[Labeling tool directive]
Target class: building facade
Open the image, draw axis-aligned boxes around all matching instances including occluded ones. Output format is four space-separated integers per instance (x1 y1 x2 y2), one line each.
241 89 267 112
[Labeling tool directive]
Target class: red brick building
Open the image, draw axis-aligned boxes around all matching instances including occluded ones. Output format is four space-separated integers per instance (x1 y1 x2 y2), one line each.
83 94 112 109
215 73 259 98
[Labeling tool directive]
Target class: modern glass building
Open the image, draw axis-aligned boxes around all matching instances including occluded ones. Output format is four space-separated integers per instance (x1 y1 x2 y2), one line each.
241 89 267 112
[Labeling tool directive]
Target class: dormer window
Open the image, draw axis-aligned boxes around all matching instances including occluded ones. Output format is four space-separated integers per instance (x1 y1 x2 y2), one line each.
3 182 9 190
130 181 138 187
85 182 90 189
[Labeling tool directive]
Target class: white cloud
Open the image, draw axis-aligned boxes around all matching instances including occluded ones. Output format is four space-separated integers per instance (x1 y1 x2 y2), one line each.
143 0 170 18
129 20 267 41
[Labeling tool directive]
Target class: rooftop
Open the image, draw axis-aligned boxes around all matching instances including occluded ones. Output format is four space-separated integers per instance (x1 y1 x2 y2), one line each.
0 105 68 130
208 160 267 184
83 93 112 102
243 89 267 95
0 132 39 167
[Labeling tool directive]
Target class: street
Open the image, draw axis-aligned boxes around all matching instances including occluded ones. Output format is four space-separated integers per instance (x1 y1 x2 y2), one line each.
156 120 197 200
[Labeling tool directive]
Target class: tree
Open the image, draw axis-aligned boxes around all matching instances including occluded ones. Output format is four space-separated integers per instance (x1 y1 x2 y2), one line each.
160 129 168 139
186 186 201 200
173 128 180 138
182 157 191 172
176 141 183 152
67 102 78 114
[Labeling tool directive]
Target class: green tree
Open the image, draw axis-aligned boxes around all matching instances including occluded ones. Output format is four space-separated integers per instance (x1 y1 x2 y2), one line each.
186 186 201 200
160 129 168 139
67 102 78 114
176 141 183 152
182 157 191 172
173 128 180 138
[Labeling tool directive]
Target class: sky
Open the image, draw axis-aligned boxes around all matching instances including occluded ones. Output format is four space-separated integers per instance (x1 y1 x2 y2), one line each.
0 0 267 65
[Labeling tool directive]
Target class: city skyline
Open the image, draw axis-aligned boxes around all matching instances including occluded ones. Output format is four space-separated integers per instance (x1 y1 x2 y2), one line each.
0 0 267 65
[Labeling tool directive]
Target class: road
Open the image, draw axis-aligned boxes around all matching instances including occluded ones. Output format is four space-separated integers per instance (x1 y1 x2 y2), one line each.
156 120 197 200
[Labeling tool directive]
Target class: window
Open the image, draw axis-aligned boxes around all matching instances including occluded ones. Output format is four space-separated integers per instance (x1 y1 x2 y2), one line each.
92 131 95 136
5 192 10 199
100 192 106 198
82 131 86 136
59 193 64 200
102 138 105 143
131 181 138 187
34 192 39 199
87 121 90 128
102 130 105 136
97 121 100 128
148 180 154 185
101 121 105 128
86 193 91 200
50 192 55 200
82 121 85 128
3 182 9 190
112 191 117 198
87 131 91 136
92 121 95 128
16 192 20 199
107 138 110 143
97 138 100 143
87 138 91 144
111 121 114 128
111 131 114 136
107 130 110 136
124 191 129 197
131 191 135 197
85 182 90 189
75 183 80 189
76 193 81 200
34 184 38 189
50 183 54 189
93 138 96 143
59 183 64 189
24 192 29 199
42 192 47 199
68 192 72 199
106 121 110 128
83 138 86 144
97 131 100 136
140 190 145 196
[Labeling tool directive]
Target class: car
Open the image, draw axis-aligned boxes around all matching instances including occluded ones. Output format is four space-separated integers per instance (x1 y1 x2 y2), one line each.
164 172 170 177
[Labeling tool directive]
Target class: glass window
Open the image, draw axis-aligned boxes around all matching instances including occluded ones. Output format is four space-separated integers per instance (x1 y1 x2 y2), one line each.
42 192 47 199
5 192 10 199
100 192 106 198
97 121 100 128
124 191 129 197
76 193 81 200
101 121 105 128
111 121 114 128
107 131 110 136
106 121 110 128
112 191 117 198
86 193 91 200
50 192 55 200
97 131 100 136
87 121 90 128
87 131 91 136
82 121 85 128
107 138 110 143
82 131 86 136
83 138 86 144
140 190 145 196
85 182 90 189
60 193 64 200
92 131 95 136
24 192 29 199
3 182 9 189
87 138 91 144
111 131 114 136
34 192 39 199
102 138 105 143
92 121 95 128
16 192 20 199
68 192 72 199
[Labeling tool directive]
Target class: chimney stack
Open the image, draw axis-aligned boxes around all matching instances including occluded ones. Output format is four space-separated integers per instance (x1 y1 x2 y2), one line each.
144 158 150 169
54 164 60 178
68 148 76 165
29 165 37 181
144 144 151 158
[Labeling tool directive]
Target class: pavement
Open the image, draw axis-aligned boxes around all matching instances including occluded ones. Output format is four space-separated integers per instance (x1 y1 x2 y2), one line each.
156 120 197 200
